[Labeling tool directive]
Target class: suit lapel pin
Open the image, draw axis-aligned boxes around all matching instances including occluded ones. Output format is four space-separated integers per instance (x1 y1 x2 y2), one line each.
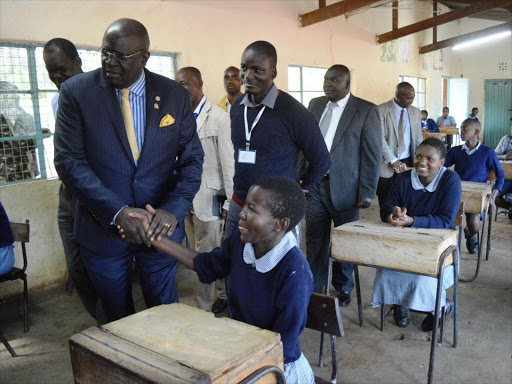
155 96 160 101
154 103 159 109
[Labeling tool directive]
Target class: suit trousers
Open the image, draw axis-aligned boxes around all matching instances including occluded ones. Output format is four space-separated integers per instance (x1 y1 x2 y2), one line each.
185 211 225 311
57 183 104 321
80 228 183 322
306 180 359 294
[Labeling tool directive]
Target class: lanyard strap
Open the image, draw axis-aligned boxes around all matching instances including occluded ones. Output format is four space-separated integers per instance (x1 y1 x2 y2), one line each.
244 105 266 150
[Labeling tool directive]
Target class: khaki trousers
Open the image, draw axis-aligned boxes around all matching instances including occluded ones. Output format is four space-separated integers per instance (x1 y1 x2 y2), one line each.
185 210 225 311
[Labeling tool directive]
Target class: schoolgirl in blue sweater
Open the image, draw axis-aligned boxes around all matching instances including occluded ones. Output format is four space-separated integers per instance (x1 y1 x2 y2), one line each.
444 119 505 253
120 177 315 384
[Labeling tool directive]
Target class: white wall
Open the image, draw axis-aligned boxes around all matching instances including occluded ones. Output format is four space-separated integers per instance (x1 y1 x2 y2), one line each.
0 0 510 295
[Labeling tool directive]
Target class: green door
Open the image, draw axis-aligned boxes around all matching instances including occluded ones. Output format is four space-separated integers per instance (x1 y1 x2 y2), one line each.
484 79 512 148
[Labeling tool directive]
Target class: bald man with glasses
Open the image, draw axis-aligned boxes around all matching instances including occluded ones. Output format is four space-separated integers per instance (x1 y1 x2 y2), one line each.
54 18 203 322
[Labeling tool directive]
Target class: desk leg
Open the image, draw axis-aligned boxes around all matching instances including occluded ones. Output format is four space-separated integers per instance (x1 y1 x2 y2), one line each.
428 261 445 384
0 332 17 357
319 256 334 368
354 265 363 327
486 204 493 261
453 247 460 347
460 208 486 283
330 334 338 383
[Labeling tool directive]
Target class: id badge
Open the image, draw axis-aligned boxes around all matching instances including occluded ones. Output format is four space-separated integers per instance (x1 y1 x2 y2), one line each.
238 149 256 164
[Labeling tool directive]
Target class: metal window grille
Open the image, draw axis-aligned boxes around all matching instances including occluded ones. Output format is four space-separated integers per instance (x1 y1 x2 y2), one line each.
399 75 427 111
0 42 177 185
288 65 328 107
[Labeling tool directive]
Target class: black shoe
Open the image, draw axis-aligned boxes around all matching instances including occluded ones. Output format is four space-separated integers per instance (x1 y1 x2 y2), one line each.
464 228 479 254
212 298 227 314
393 305 410 328
337 291 351 307
421 300 453 332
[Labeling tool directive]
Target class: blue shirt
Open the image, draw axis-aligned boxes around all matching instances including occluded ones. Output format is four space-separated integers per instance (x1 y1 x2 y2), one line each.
231 85 331 200
381 169 462 229
0 202 14 247
194 228 313 363
438 115 456 126
445 144 505 191
393 99 412 160
421 118 439 132
115 71 146 152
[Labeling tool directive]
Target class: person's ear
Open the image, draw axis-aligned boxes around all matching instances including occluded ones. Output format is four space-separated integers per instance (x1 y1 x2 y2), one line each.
142 51 150 66
271 67 277 80
439 158 445 167
75 57 82 70
345 78 351 90
274 217 290 233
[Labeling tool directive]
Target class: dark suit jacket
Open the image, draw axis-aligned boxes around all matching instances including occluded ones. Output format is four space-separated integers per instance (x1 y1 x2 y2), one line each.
54 68 203 254
305 94 382 211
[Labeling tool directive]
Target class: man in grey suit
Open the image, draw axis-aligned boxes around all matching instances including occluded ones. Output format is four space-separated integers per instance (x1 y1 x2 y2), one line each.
376 82 423 208
304 65 382 305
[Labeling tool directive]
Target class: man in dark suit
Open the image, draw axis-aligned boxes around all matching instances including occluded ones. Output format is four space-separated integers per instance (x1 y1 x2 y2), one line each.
54 19 203 322
304 65 382 305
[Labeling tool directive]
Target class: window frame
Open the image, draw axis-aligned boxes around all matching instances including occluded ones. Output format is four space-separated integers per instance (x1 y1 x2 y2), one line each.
398 75 427 111
288 64 328 106
0 41 178 185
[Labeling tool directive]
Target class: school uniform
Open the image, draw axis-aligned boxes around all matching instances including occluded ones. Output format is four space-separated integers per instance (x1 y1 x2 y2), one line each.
421 118 439 132
372 168 462 311
445 142 505 192
0 202 15 275
194 229 314 384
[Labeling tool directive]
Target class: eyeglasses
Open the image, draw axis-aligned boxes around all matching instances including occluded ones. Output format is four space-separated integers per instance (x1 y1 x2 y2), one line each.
99 48 145 62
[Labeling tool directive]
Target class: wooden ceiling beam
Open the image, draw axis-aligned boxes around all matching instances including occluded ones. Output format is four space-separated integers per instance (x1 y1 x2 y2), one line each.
377 0 512 44
419 21 512 53
392 1 398 30
299 0 392 27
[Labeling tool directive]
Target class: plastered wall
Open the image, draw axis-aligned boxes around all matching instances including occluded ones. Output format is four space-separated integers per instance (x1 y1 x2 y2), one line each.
0 0 510 296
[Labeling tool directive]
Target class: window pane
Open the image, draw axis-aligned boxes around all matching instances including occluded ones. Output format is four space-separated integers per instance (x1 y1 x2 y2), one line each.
419 78 426 93
78 49 102 72
288 66 301 92
35 47 57 91
302 67 327 92
418 93 426 110
302 91 325 107
147 55 175 79
0 47 31 91
289 91 302 104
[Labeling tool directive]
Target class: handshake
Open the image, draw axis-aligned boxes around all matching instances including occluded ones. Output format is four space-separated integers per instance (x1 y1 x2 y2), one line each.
115 204 177 247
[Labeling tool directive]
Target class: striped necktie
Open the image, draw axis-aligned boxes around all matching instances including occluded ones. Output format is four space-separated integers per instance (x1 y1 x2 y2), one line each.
120 88 140 162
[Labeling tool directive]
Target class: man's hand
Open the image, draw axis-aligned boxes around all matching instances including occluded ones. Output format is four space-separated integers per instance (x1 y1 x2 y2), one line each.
506 151 512 160
221 209 228 220
115 207 153 246
392 160 404 174
356 197 372 209
146 204 178 241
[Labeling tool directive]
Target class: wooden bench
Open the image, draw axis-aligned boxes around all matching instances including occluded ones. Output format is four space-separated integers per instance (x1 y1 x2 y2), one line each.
330 220 459 384
69 304 284 384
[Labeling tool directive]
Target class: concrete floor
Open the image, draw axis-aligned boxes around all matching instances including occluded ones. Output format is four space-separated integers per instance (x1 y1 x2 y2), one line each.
1 203 511 384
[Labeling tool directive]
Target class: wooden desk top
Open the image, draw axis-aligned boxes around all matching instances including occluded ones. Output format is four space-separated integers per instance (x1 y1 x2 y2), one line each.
439 126 459 135
102 304 282 378
331 220 457 277
461 181 492 214
500 160 512 179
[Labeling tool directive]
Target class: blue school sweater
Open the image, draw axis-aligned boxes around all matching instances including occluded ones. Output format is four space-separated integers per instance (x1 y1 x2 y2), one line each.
381 169 462 229
0 202 14 247
230 91 331 200
194 228 313 363
444 144 505 191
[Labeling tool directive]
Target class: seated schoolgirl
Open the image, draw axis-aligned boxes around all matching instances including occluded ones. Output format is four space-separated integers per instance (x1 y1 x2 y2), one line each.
372 138 462 331
121 177 315 384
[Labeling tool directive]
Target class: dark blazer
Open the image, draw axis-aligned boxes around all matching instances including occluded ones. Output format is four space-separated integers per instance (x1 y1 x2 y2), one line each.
54 68 203 254
305 94 382 211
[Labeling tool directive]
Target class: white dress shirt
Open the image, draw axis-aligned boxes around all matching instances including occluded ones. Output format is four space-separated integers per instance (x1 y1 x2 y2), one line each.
318 92 351 152
392 99 411 162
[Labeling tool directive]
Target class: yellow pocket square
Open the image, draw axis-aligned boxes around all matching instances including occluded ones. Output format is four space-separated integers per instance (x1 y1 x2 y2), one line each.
159 114 175 127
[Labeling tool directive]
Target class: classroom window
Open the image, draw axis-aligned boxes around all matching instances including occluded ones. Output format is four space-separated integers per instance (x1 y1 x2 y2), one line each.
288 65 328 107
399 75 426 111
0 42 177 185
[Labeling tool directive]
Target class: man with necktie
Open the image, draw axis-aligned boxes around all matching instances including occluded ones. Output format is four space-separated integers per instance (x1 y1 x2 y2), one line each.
303 65 382 305
54 18 203 322
376 82 423 208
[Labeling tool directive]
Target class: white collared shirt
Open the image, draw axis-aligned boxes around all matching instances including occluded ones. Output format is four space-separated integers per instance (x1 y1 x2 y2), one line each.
411 167 447 192
462 141 481 155
243 231 297 273
319 92 351 152
391 99 412 163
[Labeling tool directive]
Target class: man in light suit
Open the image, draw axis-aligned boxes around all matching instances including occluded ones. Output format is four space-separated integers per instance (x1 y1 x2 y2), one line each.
54 19 203 322
304 65 382 305
176 67 234 312
376 82 423 208
217 66 242 114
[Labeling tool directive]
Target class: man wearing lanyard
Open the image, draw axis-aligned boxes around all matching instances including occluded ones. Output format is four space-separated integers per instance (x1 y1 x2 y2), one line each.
175 67 234 313
226 40 331 238
376 82 422 208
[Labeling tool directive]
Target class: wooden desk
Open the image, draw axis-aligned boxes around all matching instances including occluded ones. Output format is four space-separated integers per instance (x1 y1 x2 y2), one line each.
329 219 459 384
461 181 492 214
439 126 459 135
500 160 512 179
423 132 446 141
331 220 457 276
69 304 283 384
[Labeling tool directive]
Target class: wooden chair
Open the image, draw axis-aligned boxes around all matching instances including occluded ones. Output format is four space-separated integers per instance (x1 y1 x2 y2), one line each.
307 292 344 384
0 220 30 332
